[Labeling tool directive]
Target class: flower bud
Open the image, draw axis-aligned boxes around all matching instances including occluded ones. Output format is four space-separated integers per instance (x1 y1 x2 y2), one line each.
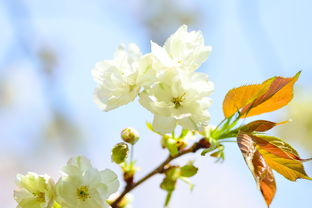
121 127 140 145
111 142 129 164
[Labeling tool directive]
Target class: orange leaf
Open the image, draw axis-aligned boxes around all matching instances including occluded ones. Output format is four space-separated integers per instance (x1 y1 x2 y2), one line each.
242 72 300 117
223 84 268 118
237 131 312 206
223 72 300 118
239 132 312 180
250 135 300 160
241 120 287 132
237 132 276 207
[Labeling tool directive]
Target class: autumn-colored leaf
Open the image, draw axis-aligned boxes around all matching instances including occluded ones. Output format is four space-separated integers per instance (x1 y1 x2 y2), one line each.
250 135 300 160
223 84 268 118
241 120 287 132
258 148 312 181
237 132 276 206
223 72 300 118
252 151 276 207
237 131 312 207
241 72 300 117
243 134 311 180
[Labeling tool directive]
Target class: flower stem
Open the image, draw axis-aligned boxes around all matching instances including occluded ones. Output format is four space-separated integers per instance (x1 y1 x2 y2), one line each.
130 144 134 164
110 138 210 208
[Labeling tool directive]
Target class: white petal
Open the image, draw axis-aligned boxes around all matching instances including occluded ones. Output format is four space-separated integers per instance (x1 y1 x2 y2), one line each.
153 115 176 134
139 90 172 116
128 43 142 58
93 86 139 112
100 169 119 195
92 44 145 112
178 117 198 130
135 54 156 87
163 25 212 72
151 41 174 67
67 156 92 171
14 173 55 208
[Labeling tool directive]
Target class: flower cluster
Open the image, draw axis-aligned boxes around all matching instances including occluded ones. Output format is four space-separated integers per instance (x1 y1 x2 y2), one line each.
92 25 214 134
14 156 119 208
12 23 311 208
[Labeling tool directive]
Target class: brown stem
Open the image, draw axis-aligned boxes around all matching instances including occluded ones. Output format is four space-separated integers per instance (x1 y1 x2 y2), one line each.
110 138 210 208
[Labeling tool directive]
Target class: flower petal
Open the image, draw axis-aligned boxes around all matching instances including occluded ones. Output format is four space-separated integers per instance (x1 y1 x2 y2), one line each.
100 169 119 195
153 115 176 134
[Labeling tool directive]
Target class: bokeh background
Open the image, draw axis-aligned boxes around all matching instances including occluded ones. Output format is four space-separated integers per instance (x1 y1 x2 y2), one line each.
0 0 311 207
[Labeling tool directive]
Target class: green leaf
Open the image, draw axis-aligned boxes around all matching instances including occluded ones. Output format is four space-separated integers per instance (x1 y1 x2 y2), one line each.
210 145 225 162
201 140 219 156
180 165 198 177
146 122 163 135
164 191 173 207
179 177 195 191
166 167 181 180
179 129 189 139
166 137 179 156
160 177 176 192
146 122 154 131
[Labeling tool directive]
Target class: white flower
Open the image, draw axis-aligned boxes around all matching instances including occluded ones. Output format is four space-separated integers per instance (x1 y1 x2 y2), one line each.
91 25 214 134
139 71 214 134
151 25 212 72
92 43 153 111
14 172 56 208
56 156 119 208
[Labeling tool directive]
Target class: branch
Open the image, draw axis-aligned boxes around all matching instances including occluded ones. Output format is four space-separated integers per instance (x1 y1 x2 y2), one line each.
110 138 210 208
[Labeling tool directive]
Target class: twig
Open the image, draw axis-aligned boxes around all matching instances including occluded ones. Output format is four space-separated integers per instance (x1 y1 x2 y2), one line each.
110 138 210 208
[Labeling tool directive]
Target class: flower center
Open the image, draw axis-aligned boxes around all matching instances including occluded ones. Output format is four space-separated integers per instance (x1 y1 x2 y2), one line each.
33 192 45 202
171 94 185 108
77 186 91 201
129 84 136 92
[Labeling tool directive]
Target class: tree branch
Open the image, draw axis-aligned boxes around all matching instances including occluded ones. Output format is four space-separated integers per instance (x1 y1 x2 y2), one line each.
110 138 210 208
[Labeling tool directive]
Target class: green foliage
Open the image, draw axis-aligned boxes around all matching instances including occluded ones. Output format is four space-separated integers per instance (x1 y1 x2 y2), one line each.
180 164 198 177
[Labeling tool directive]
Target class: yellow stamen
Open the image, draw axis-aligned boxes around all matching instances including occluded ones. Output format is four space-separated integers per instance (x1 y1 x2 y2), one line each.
129 84 136 92
77 186 90 201
33 192 45 202
171 94 185 108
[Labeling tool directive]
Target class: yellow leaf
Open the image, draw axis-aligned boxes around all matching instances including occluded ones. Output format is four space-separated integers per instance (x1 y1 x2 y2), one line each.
258 148 312 181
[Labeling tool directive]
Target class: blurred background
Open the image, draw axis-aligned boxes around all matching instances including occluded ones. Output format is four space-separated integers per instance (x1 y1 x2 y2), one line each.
0 0 311 207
